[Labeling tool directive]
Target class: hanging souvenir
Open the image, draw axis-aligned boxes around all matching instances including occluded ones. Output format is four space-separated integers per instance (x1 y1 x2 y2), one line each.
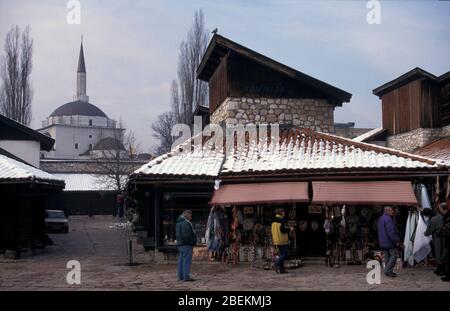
340 205 346 227
299 220 307 231
287 220 297 227
311 221 319 231
243 218 254 231
360 207 371 221
323 219 331 234
333 206 341 217
289 208 296 220
243 207 254 214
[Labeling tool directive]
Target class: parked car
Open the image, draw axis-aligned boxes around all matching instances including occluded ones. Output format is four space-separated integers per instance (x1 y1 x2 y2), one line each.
45 210 69 233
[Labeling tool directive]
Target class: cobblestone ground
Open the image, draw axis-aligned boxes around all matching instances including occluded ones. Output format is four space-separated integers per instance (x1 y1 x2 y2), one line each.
0 216 449 291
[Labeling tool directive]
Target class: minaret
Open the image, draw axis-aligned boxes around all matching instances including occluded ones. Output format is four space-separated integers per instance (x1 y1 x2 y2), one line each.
74 38 89 102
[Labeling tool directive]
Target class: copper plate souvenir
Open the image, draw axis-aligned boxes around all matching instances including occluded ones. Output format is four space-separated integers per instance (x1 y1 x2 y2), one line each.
299 220 307 231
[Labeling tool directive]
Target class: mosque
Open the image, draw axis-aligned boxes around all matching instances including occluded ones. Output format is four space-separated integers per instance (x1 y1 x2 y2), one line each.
38 41 126 159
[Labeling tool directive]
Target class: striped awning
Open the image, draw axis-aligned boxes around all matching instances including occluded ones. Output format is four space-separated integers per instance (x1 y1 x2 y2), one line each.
210 182 309 206
312 181 418 206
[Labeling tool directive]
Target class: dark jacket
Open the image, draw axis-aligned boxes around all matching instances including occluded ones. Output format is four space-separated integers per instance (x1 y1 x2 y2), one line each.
425 213 447 264
175 215 197 246
377 213 401 249
442 211 450 247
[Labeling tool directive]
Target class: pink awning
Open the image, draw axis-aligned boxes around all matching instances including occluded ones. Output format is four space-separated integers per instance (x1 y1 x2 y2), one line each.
210 182 309 206
312 181 418 206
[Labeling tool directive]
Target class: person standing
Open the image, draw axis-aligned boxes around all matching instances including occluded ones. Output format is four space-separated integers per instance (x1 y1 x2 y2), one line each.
424 204 447 276
440 203 450 282
271 208 293 274
175 210 197 282
378 206 403 277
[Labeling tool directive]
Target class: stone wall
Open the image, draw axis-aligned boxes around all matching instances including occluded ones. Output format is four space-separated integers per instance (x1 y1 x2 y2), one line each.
210 97 335 133
387 125 450 153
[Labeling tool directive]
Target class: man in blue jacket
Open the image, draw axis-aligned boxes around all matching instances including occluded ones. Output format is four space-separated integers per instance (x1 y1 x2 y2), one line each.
175 210 197 282
378 206 403 277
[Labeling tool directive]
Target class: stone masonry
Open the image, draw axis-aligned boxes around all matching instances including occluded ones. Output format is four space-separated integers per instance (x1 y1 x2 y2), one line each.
387 125 450 153
210 97 335 133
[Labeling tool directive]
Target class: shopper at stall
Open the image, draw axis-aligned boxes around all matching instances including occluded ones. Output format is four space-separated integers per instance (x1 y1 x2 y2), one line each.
377 206 403 277
424 203 447 276
271 208 292 274
175 210 197 282
440 203 450 282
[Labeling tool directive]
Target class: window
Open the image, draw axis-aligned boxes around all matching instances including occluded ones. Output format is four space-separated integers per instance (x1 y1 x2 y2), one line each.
89 119 93 126
89 144 93 151
75 143 78 149
89 135 92 139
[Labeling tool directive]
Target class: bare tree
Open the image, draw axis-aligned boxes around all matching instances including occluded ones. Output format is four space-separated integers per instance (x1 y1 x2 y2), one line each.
0 25 33 125
152 9 209 154
171 9 209 125
93 120 142 191
151 111 176 155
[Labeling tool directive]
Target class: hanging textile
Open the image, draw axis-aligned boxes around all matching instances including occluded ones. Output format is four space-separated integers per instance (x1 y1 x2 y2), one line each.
403 210 418 266
434 177 440 210
205 207 229 253
420 184 432 209
413 212 432 263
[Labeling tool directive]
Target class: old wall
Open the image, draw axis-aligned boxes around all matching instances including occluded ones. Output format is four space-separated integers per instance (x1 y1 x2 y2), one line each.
210 97 335 133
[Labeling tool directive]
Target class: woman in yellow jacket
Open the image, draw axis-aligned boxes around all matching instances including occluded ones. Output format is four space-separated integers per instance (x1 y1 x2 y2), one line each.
271 209 292 273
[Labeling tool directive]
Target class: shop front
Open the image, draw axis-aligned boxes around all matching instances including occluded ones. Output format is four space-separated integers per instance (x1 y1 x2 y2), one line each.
128 127 449 267
204 180 420 266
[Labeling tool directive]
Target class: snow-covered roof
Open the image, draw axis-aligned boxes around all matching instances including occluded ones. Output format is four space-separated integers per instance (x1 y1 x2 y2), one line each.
132 127 447 180
133 136 225 178
54 174 127 191
352 127 386 142
221 128 443 176
0 154 64 184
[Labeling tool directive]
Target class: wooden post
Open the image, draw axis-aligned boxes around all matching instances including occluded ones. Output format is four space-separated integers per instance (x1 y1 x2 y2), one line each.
154 188 162 250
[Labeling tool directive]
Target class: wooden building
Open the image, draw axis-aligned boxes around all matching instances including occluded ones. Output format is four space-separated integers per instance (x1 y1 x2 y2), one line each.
373 67 450 136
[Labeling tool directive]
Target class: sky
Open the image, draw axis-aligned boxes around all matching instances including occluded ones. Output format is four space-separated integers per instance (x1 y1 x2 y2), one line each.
0 0 449 152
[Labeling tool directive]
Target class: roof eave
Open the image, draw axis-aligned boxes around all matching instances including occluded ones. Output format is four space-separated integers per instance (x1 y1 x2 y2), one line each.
373 67 438 97
197 34 352 105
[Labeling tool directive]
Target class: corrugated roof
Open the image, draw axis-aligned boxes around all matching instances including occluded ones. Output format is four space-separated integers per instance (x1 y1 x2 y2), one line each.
221 128 443 176
133 136 225 178
54 174 127 191
0 154 64 184
132 127 446 180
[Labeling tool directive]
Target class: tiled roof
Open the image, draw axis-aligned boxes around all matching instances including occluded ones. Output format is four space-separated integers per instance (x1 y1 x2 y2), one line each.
414 138 450 164
221 128 444 176
54 173 126 191
133 137 225 178
0 154 64 184
132 127 447 180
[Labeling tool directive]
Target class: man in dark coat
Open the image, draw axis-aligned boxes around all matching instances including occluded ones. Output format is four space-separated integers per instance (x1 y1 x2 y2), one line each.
378 206 403 277
440 203 450 282
425 203 447 276
175 210 197 282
